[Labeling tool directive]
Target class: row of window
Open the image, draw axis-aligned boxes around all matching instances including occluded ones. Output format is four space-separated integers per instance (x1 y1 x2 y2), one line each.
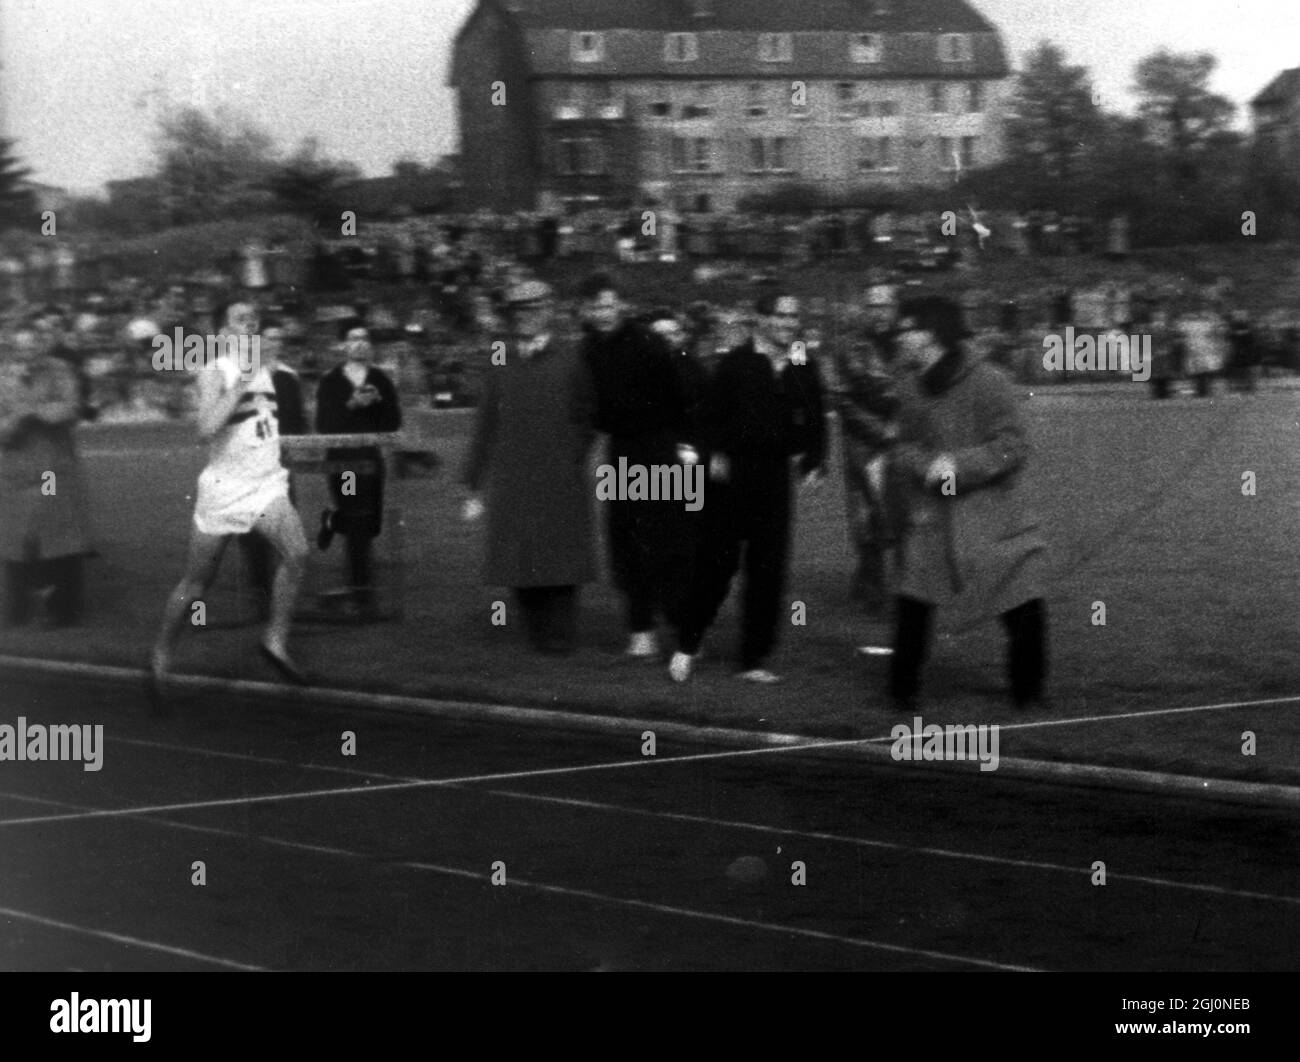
554 81 984 120
572 31 976 65
552 135 980 176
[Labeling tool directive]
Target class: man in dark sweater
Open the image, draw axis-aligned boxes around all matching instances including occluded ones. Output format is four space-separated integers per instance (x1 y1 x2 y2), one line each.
579 273 691 659
669 292 827 684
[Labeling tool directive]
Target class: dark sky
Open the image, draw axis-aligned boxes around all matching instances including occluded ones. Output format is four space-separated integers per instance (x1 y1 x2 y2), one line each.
1 0 1289 192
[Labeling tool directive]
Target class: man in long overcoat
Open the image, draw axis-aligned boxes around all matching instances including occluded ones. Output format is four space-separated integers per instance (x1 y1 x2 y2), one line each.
461 280 597 653
0 325 94 626
888 296 1048 711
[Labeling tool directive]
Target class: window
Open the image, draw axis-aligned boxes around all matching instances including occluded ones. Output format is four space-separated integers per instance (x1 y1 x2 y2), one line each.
592 81 623 118
967 81 984 113
757 33 793 62
938 34 973 62
672 136 719 172
850 33 884 63
682 83 716 119
554 83 583 120
664 33 699 62
961 136 977 168
877 99 900 117
649 98 674 119
929 83 946 114
556 137 607 176
856 136 895 171
746 83 768 118
836 82 857 118
749 136 794 172
571 32 605 63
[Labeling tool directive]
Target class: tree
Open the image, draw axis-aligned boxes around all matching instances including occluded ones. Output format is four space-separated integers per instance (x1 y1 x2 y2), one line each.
266 137 362 221
1133 50 1235 165
153 106 278 224
0 139 37 231
1003 43 1105 197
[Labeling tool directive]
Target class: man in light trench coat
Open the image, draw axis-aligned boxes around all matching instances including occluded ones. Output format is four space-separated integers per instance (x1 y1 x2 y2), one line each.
887 295 1049 712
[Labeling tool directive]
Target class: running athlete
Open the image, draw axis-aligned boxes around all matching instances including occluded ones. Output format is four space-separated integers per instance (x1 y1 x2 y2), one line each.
150 302 310 702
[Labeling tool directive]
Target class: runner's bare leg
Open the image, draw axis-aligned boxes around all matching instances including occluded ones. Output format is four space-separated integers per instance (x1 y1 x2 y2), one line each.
252 494 308 659
152 530 229 674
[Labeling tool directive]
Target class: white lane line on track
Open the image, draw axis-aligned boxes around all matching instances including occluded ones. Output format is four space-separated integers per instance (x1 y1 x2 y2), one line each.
0 905 265 971
0 790 1035 972
18 733 1299 908
394 860 1042 972
480 788 1300 907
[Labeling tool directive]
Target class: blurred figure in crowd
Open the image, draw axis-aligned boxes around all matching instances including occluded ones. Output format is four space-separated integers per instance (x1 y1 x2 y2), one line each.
1177 293 1230 398
836 280 901 615
0 325 95 627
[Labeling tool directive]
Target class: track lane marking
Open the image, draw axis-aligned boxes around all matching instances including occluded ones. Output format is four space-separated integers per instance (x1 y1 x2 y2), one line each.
0 906 265 971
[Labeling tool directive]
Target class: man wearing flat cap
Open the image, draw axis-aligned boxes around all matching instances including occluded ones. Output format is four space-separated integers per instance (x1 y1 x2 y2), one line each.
461 279 598 653
888 295 1049 711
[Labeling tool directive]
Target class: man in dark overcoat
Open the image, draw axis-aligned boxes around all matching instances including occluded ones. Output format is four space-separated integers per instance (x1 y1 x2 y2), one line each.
461 280 597 653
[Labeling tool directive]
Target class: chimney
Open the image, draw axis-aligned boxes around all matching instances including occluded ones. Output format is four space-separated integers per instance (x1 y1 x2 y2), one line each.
690 1 716 19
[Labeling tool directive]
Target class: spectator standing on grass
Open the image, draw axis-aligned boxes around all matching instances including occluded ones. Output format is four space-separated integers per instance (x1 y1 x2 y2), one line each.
0 326 95 628
578 273 691 660
1177 293 1230 399
315 325 402 614
668 292 827 685
887 296 1048 712
461 280 597 655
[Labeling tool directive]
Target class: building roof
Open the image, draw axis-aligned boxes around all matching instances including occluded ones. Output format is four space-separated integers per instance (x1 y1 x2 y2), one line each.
457 0 1008 80
504 0 997 33
1252 67 1300 108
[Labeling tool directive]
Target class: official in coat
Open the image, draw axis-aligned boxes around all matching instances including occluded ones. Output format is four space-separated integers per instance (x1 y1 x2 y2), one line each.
461 280 597 653
888 296 1048 711
0 326 94 626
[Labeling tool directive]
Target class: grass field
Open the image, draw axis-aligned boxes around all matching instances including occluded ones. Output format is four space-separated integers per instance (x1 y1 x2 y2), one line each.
1 382 1297 788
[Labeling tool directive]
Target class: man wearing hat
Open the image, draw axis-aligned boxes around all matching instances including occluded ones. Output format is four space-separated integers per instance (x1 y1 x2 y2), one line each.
461 279 597 654
835 278 901 615
888 295 1048 711
315 323 403 612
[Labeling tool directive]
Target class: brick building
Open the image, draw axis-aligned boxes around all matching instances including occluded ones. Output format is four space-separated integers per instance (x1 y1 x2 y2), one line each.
449 0 1012 212
1252 67 1300 173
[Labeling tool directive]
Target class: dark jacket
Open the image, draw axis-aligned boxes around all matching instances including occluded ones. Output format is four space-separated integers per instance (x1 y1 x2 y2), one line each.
580 321 687 465
704 339 827 476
